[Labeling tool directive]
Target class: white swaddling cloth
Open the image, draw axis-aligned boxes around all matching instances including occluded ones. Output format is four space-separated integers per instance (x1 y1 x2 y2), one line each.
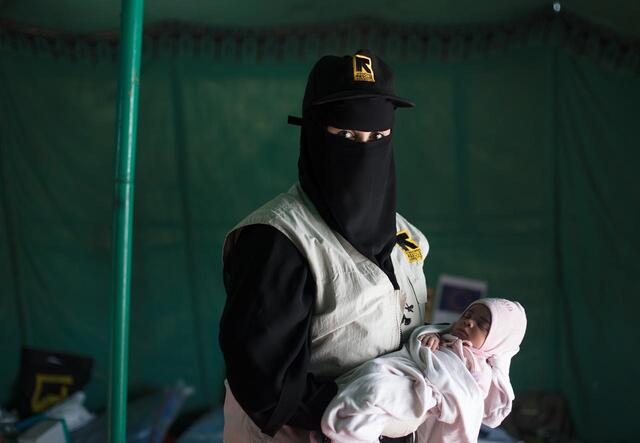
321 325 486 443
322 298 527 443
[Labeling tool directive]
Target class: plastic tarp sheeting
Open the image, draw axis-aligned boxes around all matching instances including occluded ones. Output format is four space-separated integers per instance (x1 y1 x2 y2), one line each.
1 16 639 442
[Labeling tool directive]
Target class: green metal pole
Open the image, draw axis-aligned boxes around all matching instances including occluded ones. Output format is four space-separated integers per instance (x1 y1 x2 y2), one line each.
108 1 144 443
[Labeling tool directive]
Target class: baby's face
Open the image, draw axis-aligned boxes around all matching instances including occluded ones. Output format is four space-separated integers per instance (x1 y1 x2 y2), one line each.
451 304 491 348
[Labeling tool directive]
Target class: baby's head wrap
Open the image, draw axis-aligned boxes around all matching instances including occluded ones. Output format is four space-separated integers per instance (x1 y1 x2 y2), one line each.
467 298 527 359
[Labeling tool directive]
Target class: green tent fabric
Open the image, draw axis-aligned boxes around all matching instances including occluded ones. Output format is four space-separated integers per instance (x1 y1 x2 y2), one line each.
1 13 639 442
556 53 640 438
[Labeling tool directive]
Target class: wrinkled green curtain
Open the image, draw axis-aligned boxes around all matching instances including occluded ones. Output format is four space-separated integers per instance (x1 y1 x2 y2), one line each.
1 13 639 442
556 53 640 439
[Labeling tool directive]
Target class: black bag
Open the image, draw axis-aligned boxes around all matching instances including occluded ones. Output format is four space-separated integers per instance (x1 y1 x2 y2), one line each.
13 347 93 418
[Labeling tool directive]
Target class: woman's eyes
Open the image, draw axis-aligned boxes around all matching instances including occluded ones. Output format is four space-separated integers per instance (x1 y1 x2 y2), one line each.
336 131 385 141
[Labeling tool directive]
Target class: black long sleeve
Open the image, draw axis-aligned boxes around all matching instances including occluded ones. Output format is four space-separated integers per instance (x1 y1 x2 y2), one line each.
219 224 338 436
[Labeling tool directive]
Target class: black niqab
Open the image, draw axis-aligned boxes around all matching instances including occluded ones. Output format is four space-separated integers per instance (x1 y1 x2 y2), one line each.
298 99 399 288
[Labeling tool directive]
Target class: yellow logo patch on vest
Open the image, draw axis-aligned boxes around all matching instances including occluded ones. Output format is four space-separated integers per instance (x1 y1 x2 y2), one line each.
353 54 375 82
396 230 423 263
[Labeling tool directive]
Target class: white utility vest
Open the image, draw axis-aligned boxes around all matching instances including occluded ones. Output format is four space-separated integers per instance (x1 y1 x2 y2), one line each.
223 183 429 377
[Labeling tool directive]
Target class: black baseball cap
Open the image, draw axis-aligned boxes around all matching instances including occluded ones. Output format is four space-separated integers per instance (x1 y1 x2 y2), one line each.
288 49 414 125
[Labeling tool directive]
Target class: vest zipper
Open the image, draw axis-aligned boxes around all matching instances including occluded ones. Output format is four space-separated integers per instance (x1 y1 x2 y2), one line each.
396 289 403 348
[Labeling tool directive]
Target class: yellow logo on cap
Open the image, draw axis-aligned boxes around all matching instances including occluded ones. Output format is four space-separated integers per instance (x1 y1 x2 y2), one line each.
353 54 375 82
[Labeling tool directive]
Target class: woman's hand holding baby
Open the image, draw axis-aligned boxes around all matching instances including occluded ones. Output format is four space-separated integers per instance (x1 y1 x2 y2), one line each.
419 333 440 352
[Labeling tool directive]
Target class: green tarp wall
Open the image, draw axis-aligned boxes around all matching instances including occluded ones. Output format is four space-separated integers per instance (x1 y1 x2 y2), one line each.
1 14 639 442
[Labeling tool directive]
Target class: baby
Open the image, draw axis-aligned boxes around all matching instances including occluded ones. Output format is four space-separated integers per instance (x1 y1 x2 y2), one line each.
321 298 527 443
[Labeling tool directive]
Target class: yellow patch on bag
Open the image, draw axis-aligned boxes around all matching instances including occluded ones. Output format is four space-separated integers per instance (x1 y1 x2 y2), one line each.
31 373 74 412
